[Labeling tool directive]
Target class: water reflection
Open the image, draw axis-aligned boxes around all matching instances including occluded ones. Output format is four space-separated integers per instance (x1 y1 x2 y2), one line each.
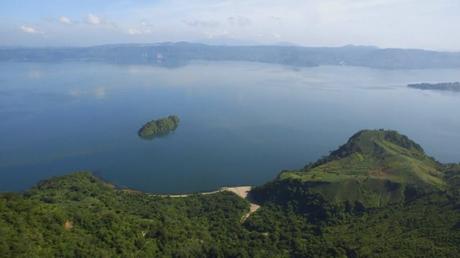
0 61 460 193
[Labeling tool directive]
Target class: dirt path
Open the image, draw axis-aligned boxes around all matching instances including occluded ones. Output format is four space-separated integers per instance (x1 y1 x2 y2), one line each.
222 186 261 222
154 186 260 221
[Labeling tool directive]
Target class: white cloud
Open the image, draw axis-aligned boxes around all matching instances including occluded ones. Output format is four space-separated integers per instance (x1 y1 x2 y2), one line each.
20 25 43 34
127 28 142 35
7 0 460 50
87 14 102 25
183 19 220 28
85 13 119 30
59 16 73 25
272 33 281 39
205 30 229 39
227 16 251 27
127 20 154 35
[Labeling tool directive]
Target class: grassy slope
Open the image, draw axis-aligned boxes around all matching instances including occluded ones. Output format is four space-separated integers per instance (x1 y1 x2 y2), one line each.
262 130 448 207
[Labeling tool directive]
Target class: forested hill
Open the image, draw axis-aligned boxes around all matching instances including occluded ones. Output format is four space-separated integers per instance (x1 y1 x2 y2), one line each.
251 129 457 208
1 130 460 257
2 42 460 69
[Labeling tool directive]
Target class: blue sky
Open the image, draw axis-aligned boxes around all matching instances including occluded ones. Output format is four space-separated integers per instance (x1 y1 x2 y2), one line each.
1 0 459 50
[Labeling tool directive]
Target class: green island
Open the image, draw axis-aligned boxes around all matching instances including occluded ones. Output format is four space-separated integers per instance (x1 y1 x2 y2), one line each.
1 129 459 257
408 82 460 92
138 115 180 139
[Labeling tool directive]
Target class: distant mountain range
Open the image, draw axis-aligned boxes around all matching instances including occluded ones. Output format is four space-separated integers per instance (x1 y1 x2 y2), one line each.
1 42 460 69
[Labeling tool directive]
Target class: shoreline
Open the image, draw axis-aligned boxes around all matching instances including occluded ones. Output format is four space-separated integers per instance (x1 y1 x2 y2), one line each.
148 185 261 222
95 172 261 221
153 186 253 198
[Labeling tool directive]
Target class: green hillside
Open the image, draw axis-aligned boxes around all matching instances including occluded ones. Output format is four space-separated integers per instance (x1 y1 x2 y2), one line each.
253 130 450 208
1 130 459 257
0 172 255 257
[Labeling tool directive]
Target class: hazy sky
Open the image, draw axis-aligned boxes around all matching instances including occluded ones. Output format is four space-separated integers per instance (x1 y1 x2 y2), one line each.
1 0 459 50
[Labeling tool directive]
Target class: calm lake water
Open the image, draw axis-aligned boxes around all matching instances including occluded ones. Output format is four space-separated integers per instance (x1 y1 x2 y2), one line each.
1 61 460 193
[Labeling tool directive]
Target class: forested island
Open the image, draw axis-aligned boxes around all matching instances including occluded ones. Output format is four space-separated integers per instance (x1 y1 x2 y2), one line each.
408 82 460 92
138 115 180 139
1 130 459 257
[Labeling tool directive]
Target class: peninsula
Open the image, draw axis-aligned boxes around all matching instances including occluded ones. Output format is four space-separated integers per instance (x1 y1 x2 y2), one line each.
138 115 180 139
408 82 460 92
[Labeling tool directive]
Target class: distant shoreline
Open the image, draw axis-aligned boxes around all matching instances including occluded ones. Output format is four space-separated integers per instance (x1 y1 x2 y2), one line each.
2 42 460 69
408 82 460 92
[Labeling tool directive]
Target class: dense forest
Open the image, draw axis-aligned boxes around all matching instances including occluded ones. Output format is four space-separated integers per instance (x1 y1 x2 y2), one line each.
1 130 459 257
138 115 180 139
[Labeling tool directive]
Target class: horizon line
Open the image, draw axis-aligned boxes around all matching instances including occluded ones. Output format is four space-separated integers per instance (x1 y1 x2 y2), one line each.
1 41 459 53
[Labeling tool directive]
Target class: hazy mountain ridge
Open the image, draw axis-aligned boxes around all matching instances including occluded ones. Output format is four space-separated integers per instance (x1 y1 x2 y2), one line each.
1 42 460 69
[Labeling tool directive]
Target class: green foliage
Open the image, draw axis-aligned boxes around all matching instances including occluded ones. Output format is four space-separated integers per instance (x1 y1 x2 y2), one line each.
1 171 459 257
246 191 460 257
1 130 459 257
273 129 448 207
138 115 180 139
0 172 253 257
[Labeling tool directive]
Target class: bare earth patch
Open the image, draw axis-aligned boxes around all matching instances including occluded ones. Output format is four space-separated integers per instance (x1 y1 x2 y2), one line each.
222 186 261 222
221 186 251 198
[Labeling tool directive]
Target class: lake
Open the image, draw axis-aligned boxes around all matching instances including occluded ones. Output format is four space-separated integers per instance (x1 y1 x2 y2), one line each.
1 61 460 193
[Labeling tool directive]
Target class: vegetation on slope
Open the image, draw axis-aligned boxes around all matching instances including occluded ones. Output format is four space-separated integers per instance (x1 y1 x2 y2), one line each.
252 129 450 208
0 172 255 257
246 190 460 257
138 115 180 139
1 171 459 257
1 130 459 257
